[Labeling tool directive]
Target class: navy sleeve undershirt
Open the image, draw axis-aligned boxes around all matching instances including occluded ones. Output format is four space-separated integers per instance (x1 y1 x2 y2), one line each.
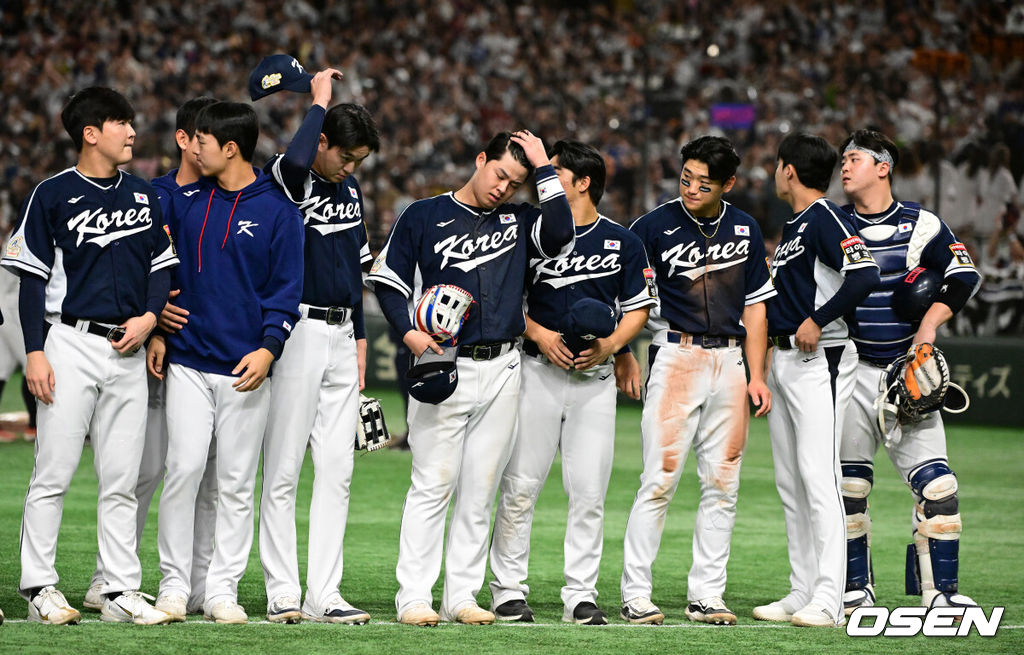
19 275 47 353
810 266 880 328
277 105 326 198
145 268 171 319
376 285 413 335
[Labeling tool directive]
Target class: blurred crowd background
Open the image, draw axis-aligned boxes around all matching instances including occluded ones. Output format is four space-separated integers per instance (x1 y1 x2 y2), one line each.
1 0 1022 334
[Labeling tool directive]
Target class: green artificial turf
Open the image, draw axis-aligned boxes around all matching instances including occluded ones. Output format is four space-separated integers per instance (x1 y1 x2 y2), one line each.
0 374 1020 653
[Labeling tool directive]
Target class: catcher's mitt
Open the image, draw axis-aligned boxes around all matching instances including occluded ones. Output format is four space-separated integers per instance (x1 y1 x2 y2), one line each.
414 284 474 344
355 395 391 451
874 343 969 442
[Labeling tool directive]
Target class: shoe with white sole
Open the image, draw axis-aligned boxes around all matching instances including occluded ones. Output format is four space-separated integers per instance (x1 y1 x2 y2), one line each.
493 599 534 622
791 602 845 627
620 597 664 625
155 593 187 622
101 591 174 625
266 594 302 624
926 590 978 610
205 600 248 624
303 596 370 624
28 586 81 625
685 596 737 625
83 582 104 611
843 585 875 616
564 602 608 625
753 597 799 622
397 602 439 626
442 603 494 625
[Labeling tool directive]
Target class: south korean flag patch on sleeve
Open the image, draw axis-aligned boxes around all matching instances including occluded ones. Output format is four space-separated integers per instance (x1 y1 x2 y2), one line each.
841 235 872 265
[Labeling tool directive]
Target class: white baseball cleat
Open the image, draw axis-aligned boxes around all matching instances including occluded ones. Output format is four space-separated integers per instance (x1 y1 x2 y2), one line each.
397 602 439 627
753 598 798 622
83 582 104 610
791 602 845 627
28 586 81 625
620 597 665 625
205 600 248 624
441 603 494 625
843 585 875 616
155 593 187 622
303 596 370 624
926 591 978 609
266 594 302 624
101 591 174 625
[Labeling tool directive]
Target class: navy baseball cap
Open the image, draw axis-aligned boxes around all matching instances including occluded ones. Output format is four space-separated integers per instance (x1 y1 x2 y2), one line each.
558 298 617 357
248 54 314 101
406 346 459 404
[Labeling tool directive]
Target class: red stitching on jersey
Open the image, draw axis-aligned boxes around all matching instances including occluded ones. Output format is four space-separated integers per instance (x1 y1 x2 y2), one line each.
222 191 242 249
197 189 215 272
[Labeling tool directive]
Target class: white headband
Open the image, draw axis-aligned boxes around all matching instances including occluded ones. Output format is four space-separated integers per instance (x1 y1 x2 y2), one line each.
844 142 894 167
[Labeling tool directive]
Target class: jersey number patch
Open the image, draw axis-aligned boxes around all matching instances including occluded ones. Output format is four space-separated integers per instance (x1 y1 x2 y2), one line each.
841 235 872 265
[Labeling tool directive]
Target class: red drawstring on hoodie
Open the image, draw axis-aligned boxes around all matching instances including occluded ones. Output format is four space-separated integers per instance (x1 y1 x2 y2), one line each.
197 189 242 272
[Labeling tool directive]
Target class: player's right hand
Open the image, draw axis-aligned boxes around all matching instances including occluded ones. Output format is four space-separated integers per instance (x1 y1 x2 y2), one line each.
26 351 55 405
311 68 343 108
159 289 189 332
533 325 575 370
404 329 444 357
147 335 167 379
510 130 550 168
614 352 642 400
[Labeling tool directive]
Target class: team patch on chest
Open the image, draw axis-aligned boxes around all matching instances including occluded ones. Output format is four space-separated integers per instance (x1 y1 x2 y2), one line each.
434 224 518 271
66 206 153 247
530 251 621 288
660 239 749 279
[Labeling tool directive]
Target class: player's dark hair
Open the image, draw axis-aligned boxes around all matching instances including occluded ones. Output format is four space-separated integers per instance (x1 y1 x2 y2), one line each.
550 140 606 205
679 136 740 183
61 86 135 152
176 97 218 138
483 132 534 175
323 103 381 152
777 133 838 193
841 129 900 181
194 102 259 162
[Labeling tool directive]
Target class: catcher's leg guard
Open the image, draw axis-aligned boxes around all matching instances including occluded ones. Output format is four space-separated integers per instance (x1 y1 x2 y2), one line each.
841 464 874 592
907 462 961 602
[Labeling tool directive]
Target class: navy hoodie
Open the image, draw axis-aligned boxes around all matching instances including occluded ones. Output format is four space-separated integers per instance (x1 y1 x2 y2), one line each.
163 167 304 376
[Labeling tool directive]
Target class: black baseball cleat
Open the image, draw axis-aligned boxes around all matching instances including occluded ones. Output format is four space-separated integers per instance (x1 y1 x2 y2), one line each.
685 596 737 625
565 602 608 625
494 599 534 622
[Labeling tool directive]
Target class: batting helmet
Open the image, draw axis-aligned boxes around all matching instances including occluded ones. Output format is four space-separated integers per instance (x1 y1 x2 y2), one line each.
558 298 617 357
892 267 943 322
406 346 459 404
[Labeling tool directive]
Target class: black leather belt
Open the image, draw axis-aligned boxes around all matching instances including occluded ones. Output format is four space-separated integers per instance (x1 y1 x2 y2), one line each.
667 331 740 349
305 306 350 325
61 315 126 341
458 341 514 360
771 335 795 350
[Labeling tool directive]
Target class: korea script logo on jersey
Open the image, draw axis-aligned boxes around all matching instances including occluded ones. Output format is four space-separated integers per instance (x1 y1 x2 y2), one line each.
435 224 517 272
841 235 873 265
67 206 153 248
299 194 363 235
530 251 621 288
661 239 749 280
771 235 805 274
948 242 974 267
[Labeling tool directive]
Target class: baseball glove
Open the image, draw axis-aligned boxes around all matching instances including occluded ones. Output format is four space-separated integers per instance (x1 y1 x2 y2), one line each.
414 284 474 344
874 343 969 443
355 395 391 451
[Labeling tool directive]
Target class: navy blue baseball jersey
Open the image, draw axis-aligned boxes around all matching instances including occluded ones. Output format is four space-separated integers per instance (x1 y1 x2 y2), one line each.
630 198 775 338
368 169 574 344
845 201 979 363
2 168 178 323
266 153 371 308
767 198 879 339
525 216 657 330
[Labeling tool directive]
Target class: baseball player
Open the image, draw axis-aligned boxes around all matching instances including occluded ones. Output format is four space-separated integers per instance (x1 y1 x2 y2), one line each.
756 133 880 627
0 262 28 442
85 95 220 617
258 69 379 624
149 101 304 624
838 129 980 614
369 130 574 626
488 140 656 625
619 136 775 626
4 86 177 625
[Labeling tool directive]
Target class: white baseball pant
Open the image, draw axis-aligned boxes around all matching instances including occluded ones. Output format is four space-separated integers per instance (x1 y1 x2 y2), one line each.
260 313 359 614
621 341 749 604
19 322 147 598
489 354 616 614
395 348 520 619
766 340 856 621
158 364 270 610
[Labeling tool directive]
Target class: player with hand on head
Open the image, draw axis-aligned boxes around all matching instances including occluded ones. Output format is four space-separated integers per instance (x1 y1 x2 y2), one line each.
619 136 775 626
838 129 981 616
258 66 379 625
369 130 575 626
85 95 220 618
755 133 879 627
150 101 304 624
3 87 177 625
488 140 657 625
